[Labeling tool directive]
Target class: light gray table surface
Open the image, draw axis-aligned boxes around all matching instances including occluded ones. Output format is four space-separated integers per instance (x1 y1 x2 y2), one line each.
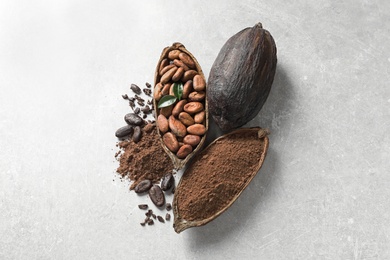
1 0 389 259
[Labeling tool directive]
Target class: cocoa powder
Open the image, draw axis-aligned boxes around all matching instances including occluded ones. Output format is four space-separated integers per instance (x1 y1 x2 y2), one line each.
116 125 174 190
175 130 265 221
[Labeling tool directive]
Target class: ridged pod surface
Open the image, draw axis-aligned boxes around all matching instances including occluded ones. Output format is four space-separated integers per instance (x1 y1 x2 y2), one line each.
207 23 277 132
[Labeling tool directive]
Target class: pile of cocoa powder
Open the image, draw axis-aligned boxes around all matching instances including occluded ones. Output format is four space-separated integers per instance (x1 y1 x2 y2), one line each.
175 130 265 221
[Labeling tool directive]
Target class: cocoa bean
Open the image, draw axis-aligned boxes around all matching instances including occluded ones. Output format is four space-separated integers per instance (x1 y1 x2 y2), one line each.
172 100 187 117
133 126 142 143
153 83 163 101
130 84 141 94
182 70 198 82
168 50 181 60
149 185 165 207
162 83 171 95
134 179 152 193
169 83 175 96
172 67 184 82
187 124 206 135
193 75 206 91
160 105 173 117
161 66 178 84
194 111 205 123
159 59 169 75
179 52 195 69
184 102 204 114
160 64 175 76
188 91 205 102
124 113 143 126
178 112 195 126
115 125 133 138
157 114 169 133
169 116 187 137
182 80 193 99
163 132 179 152
173 59 189 71
183 134 201 146
176 144 193 159
161 173 174 191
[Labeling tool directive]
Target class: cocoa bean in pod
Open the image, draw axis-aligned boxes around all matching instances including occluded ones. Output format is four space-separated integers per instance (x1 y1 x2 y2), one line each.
163 132 179 153
172 67 185 82
161 66 178 84
153 83 164 101
172 100 188 117
183 134 201 146
179 52 195 68
184 102 203 114
157 114 169 133
187 124 206 135
115 125 133 138
168 50 181 60
182 80 193 99
149 185 165 207
194 111 205 124
160 105 173 118
161 173 174 191
124 113 143 126
182 70 198 82
176 144 193 159
173 59 189 71
134 179 152 193
160 64 175 76
178 112 195 126
207 23 277 132
193 75 206 91
188 91 205 102
169 115 187 137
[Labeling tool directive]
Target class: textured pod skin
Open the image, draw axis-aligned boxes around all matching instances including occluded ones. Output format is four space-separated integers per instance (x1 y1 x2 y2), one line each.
207 23 277 132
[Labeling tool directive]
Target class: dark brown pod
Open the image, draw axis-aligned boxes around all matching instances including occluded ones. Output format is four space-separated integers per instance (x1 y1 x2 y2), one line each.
207 23 277 132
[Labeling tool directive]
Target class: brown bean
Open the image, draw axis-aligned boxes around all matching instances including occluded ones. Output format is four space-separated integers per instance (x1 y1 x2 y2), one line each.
159 59 169 75
179 52 196 69
184 102 203 114
149 185 165 207
169 83 175 96
176 144 193 159
172 67 184 82
182 80 193 99
160 105 173 117
157 114 169 133
188 91 205 101
160 173 174 191
173 59 189 71
168 50 181 60
161 66 178 84
172 100 187 117
160 64 175 76
193 75 206 91
162 83 171 95
182 70 198 82
183 134 201 146
178 112 195 126
169 116 186 137
194 111 205 123
133 126 142 143
163 132 179 152
153 83 163 101
187 124 206 135
134 179 152 193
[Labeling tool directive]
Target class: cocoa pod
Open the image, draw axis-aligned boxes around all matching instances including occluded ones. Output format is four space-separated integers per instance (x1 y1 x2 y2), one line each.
163 132 179 153
176 144 193 159
169 116 186 137
207 23 277 132
178 112 195 126
172 100 187 117
184 102 203 114
187 124 206 135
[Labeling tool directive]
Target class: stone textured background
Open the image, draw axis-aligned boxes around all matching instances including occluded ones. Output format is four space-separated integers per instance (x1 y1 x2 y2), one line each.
1 0 389 259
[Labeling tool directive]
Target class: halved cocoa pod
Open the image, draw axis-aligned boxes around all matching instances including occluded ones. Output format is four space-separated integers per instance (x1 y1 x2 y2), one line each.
173 128 269 233
154 42 208 170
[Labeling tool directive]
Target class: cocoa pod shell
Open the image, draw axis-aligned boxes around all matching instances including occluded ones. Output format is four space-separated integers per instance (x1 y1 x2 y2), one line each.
207 23 277 132
154 42 208 170
173 128 270 233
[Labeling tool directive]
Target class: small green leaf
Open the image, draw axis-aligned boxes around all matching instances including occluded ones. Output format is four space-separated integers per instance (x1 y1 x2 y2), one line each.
173 82 183 100
158 95 177 108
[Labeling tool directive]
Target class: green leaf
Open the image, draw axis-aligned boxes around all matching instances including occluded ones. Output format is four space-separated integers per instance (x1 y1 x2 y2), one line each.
157 95 177 108
173 82 183 100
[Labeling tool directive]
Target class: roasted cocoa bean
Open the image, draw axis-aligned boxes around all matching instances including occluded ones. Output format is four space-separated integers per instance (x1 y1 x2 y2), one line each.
188 91 205 101
179 52 196 69
172 67 184 82
157 114 169 133
161 66 178 84
194 111 205 123
184 102 204 114
173 59 189 71
160 105 173 117
115 125 133 138
130 84 141 94
165 213 171 221
168 50 181 60
149 185 165 207
187 124 206 135
163 132 179 152
178 112 195 126
124 113 143 126
193 75 206 91
157 215 165 223
176 144 193 159
161 173 174 191
183 134 201 146
133 126 142 143
169 116 187 137
182 70 198 82
182 80 193 99
172 100 187 117
159 64 175 76
166 203 172 211
138 204 148 209
134 179 152 193
145 82 152 88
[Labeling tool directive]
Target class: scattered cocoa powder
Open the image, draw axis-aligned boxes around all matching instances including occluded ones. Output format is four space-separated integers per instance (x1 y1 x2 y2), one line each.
175 130 265 221
116 124 174 190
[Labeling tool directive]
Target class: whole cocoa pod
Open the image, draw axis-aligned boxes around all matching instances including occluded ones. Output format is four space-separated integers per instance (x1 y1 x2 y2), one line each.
207 23 277 132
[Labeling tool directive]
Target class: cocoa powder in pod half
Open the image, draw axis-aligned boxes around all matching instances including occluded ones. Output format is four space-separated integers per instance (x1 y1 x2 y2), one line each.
173 128 269 233
153 42 208 170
